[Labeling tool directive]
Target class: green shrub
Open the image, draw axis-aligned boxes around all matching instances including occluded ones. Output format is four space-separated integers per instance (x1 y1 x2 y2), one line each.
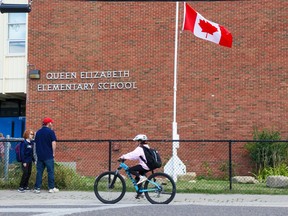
0 162 94 191
245 128 288 172
254 163 288 182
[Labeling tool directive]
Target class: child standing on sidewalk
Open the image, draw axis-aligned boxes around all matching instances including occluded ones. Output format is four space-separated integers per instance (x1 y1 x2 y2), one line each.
18 130 36 192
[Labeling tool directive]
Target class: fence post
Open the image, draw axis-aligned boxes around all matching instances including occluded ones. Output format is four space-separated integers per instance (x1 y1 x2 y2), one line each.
229 140 232 190
109 140 112 172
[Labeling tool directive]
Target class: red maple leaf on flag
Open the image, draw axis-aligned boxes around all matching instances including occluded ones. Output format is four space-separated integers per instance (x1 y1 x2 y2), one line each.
198 19 218 38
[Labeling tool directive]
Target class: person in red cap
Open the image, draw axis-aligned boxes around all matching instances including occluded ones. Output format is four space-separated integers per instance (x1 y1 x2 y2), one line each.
34 117 59 193
42 117 53 125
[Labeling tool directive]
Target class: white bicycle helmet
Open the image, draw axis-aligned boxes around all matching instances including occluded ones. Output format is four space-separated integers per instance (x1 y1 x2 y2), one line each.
133 134 148 141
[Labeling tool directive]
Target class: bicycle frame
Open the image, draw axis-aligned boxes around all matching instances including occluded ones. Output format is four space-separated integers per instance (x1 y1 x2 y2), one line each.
112 162 162 193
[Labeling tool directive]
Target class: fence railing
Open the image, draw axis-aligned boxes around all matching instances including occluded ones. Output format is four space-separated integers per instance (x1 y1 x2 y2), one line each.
1 139 288 194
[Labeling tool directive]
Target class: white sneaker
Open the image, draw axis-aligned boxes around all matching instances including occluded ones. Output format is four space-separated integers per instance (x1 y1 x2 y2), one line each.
137 176 147 185
34 188 41 194
48 188 59 193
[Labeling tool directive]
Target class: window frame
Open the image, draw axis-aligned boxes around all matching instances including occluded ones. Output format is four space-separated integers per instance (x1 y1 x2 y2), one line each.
6 13 27 56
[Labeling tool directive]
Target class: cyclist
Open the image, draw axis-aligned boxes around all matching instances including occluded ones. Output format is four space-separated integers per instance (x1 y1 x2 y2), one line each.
119 134 150 198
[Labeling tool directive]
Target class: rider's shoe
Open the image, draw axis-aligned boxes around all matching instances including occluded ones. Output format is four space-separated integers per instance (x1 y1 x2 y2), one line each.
137 175 147 185
135 193 144 199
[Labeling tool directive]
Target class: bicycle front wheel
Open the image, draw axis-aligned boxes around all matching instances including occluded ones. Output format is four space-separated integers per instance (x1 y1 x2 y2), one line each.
94 171 126 204
144 172 176 204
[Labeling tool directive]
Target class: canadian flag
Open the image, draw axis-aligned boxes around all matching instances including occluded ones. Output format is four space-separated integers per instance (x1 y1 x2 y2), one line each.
182 3 233 48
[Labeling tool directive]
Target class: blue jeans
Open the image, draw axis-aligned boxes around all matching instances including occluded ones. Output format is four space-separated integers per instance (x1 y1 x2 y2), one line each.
35 158 55 190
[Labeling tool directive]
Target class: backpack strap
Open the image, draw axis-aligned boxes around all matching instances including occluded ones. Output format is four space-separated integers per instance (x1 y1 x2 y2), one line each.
139 146 152 171
140 155 154 173
139 155 146 164
139 146 147 165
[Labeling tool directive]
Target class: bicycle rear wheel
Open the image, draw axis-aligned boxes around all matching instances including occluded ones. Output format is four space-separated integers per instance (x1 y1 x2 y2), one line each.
144 172 176 204
94 171 126 204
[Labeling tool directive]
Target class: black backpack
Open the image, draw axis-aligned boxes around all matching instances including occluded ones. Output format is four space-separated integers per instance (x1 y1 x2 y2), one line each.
140 146 162 170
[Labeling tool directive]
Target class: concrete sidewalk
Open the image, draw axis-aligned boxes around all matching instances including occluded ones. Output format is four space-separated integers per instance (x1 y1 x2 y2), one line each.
1 190 288 207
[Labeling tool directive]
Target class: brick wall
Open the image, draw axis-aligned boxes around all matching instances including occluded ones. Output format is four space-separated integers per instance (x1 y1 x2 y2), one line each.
26 1 287 174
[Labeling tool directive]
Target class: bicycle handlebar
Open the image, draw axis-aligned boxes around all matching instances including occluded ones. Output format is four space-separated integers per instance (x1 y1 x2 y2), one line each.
117 158 126 162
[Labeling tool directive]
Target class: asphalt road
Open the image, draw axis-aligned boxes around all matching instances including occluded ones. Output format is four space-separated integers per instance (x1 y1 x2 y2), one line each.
1 204 288 216
1 190 288 216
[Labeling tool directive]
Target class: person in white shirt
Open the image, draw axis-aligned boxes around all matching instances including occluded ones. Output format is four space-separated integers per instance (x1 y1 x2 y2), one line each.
119 134 150 198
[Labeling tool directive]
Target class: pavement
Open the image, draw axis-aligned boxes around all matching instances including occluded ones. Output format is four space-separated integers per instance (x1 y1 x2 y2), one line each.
1 190 288 207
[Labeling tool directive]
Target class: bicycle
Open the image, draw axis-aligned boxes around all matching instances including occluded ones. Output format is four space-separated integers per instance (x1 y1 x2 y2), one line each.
94 159 176 204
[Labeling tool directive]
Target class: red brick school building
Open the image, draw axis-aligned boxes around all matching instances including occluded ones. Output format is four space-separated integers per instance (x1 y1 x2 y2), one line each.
23 0 287 176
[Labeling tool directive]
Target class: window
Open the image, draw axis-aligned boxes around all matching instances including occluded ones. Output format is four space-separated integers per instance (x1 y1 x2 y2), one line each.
0 100 26 117
8 13 27 54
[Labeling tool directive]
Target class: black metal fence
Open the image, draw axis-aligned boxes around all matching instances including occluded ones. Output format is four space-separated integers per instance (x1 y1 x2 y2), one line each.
1 139 288 194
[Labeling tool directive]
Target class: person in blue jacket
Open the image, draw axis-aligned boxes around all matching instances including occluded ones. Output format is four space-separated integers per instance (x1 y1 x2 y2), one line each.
18 129 35 193
34 117 59 194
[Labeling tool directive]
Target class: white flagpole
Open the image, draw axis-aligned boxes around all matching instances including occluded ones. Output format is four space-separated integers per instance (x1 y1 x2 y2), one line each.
164 2 186 182
172 1 180 182
172 1 179 142
165 2 186 182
